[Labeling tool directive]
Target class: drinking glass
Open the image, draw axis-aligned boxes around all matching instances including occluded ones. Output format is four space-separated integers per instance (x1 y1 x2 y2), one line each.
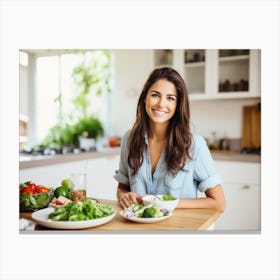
70 173 87 202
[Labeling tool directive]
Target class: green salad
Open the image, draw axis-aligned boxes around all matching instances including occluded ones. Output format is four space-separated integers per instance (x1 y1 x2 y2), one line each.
130 203 164 218
48 199 115 221
161 195 176 201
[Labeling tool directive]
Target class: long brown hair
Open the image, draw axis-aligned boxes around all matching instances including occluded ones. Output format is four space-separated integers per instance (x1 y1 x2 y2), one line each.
128 67 192 176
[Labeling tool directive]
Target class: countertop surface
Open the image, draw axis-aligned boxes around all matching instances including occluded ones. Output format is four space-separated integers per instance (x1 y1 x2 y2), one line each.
19 147 122 169
210 150 261 163
19 147 260 169
20 199 220 231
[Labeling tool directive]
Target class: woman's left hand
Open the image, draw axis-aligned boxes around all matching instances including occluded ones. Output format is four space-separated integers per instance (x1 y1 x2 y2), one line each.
119 191 142 209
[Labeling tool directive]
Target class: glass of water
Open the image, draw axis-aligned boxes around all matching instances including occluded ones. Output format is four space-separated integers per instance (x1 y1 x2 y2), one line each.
70 173 87 202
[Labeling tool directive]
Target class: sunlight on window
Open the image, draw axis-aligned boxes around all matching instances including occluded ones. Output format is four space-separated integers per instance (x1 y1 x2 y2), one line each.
35 50 112 144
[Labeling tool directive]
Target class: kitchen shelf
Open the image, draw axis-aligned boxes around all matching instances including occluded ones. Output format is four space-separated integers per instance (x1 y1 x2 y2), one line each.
154 49 173 67
153 49 261 100
185 61 205 68
219 54 249 62
185 67 205 94
218 51 249 93
183 49 205 94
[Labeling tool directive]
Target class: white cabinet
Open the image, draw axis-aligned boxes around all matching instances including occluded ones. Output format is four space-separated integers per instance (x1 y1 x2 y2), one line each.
154 49 261 100
217 182 260 231
214 161 261 231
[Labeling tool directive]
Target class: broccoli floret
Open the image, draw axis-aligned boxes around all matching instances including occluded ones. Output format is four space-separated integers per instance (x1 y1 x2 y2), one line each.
142 205 163 218
131 203 144 212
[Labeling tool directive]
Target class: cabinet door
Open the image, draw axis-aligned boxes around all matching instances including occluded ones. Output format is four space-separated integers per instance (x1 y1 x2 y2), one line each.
214 161 261 230
85 156 120 199
215 182 260 231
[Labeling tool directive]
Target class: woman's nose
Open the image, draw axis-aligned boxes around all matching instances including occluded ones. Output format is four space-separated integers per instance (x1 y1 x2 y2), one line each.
157 97 165 107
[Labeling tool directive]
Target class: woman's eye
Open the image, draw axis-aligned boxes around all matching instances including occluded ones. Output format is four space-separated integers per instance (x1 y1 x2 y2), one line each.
151 93 159 98
167 96 176 101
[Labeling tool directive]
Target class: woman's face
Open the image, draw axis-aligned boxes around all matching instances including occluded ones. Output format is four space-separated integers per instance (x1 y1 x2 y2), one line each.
144 79 177 125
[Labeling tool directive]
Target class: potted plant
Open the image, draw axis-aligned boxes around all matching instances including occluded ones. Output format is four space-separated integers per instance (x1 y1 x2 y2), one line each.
42 116 104 151
73 116 104 151
71 51 110 149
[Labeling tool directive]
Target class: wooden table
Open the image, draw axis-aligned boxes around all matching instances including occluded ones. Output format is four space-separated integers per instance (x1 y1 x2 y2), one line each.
20 199 220 231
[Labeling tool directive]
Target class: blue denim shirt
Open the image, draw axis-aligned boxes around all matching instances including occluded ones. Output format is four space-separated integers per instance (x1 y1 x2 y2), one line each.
114 130 222 198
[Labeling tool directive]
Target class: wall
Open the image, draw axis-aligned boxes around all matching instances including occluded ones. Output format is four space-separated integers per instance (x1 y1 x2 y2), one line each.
190 98 261 140
112 50 154 137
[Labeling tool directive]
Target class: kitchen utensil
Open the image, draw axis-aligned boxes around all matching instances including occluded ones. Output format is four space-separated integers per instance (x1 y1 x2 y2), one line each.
151 194 161 200
241 103 261 149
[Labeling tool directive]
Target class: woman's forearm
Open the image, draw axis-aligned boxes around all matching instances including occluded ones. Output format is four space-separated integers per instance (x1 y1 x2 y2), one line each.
177 184 226 213
177 197 225 213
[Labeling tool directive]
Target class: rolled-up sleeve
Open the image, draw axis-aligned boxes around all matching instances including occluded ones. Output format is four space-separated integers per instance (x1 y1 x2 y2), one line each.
193 137 222 192
113 130 130 185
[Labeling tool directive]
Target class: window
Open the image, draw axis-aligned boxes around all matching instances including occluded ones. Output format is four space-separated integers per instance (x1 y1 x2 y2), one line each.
26 50 112 145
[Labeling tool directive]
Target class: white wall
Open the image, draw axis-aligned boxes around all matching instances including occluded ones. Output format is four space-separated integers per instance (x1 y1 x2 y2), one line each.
112 50 154 137
190 98 261 140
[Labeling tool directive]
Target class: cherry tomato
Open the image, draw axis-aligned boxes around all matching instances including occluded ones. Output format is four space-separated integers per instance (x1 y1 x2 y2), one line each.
20 186 35 195
27 183 37 192
70 190 86 202
55 199 64 205
37 186 50 193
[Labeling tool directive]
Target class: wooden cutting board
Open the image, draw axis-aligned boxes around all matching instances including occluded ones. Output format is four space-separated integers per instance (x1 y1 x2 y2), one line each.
241 103 261 148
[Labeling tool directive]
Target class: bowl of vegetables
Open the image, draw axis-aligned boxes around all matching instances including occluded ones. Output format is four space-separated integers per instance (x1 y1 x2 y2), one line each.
20 181 54 212
142 194 179 212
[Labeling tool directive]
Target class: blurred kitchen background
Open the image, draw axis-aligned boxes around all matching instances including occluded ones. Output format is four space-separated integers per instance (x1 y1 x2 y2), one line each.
19 49 261 155
19 49 261 231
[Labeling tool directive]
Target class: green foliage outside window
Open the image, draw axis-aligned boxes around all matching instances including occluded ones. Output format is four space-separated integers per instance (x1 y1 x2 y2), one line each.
42 50 111 148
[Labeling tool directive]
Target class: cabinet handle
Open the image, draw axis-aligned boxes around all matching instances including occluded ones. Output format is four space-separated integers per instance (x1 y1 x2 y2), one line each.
242 185 250 190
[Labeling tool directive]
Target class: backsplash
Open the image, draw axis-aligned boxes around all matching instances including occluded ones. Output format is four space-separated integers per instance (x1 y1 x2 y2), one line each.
190 98 261 141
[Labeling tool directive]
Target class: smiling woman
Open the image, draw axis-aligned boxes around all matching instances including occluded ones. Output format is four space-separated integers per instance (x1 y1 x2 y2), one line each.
115 67 226 213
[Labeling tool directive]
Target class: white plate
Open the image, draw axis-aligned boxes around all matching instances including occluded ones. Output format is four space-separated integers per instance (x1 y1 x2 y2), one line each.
31 207 116 229
119 210 172 223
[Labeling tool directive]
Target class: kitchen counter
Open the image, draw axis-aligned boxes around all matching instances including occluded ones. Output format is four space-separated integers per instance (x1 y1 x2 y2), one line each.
19 199 220 232
19 147 260 169
19 147 121 169
210 150 261 163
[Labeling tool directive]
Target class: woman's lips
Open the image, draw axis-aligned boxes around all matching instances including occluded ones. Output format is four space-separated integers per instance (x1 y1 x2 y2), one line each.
152 109 168 116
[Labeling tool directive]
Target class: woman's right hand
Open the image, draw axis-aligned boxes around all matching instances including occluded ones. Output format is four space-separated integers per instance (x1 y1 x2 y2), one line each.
118 191 142 209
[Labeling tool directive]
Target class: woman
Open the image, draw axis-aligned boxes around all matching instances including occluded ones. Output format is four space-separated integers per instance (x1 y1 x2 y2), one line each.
114 67 225 212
